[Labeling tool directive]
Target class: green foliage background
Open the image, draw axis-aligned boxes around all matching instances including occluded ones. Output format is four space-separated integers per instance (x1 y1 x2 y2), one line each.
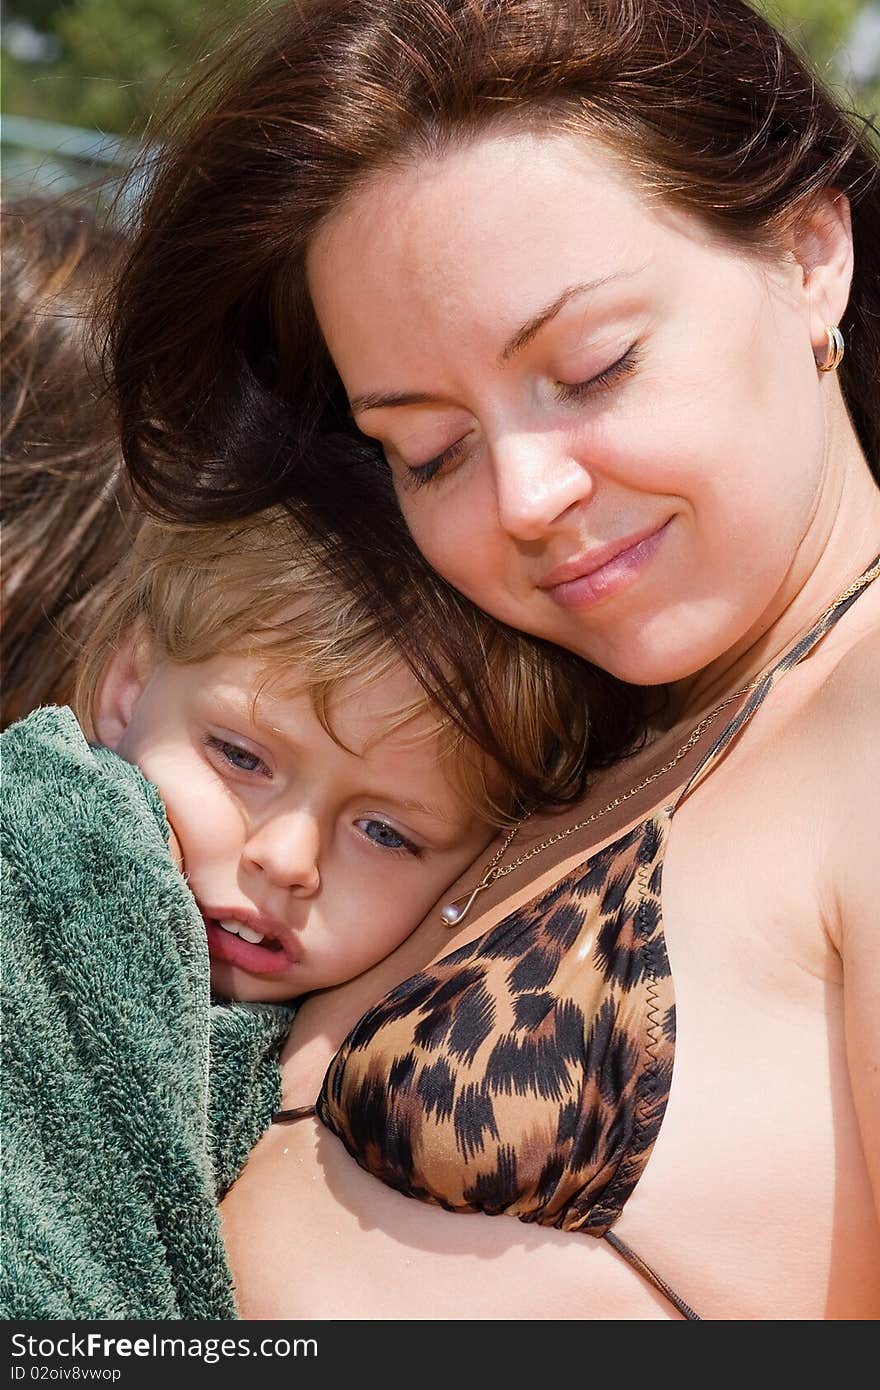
3 0 879 137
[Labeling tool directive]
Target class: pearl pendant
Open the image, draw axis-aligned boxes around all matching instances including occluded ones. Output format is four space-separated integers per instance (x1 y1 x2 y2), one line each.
439 882 486 928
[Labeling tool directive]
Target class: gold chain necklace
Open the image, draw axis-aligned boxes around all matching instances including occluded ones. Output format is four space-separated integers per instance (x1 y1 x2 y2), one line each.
439 556 880 928
438 677 757 926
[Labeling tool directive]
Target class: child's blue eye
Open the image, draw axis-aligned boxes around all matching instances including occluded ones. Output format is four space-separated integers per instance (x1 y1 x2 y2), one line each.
222 743 261 772
356 818 421 856
205 735 268 776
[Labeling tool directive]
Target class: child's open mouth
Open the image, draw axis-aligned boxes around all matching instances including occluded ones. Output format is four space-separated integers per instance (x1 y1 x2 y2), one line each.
203 916 298 975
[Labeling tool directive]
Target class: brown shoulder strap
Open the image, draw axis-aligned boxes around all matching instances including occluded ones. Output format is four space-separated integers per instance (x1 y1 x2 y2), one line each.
673 553 880 809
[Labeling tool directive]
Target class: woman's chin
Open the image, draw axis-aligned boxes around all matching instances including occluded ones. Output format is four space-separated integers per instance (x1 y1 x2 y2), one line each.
540 591 753 687
552 627 717 688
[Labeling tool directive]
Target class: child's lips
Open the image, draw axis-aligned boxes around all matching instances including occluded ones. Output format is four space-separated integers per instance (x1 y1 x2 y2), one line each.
202 913 302 976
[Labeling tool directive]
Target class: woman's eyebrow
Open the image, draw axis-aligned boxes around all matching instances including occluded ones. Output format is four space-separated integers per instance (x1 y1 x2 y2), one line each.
349 387 440 416
498 271 636 363
349 270 641 417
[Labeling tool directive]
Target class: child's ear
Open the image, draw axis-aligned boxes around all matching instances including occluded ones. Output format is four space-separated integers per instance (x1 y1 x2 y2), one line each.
92 634 153 750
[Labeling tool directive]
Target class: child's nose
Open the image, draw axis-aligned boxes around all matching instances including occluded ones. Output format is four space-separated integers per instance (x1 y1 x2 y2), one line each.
243 812 321 895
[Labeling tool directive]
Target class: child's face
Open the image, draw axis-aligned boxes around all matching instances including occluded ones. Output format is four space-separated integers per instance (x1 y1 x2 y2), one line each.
103 650 495 1002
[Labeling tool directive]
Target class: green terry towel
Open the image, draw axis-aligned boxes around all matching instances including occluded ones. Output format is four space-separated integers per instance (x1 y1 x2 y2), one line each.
0 707 294 1320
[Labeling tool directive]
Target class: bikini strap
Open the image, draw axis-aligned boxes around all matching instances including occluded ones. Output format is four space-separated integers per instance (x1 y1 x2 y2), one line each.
672 552 880 810
602 1230 701 1320
272 1104 317 1124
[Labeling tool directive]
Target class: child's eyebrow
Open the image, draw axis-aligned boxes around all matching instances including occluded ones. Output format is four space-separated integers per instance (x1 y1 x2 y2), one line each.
382 793 463 828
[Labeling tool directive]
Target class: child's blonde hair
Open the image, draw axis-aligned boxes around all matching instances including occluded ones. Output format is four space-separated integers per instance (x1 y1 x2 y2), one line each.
75 508 591 827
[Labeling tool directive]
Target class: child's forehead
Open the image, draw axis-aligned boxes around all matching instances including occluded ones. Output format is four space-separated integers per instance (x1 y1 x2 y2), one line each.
200 650 440 753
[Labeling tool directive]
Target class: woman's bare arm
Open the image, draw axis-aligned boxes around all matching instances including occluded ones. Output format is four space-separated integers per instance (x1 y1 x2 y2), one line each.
821 630 880 1222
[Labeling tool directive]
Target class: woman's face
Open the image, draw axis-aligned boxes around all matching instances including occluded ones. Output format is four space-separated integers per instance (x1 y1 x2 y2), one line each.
308 129 841 684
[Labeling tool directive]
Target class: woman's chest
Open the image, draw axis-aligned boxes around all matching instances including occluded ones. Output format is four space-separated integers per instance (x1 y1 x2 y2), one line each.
224 724 879 1320
219 1112 680 1319
223 962 879 1321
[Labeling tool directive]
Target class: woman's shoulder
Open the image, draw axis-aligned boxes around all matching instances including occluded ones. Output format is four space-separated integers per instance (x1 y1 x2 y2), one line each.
793 609 880 806
797 616 879 947
809 613 880 731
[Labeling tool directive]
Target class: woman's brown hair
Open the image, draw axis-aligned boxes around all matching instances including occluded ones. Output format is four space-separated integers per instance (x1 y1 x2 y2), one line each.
109 0 880 775
2 196 136 728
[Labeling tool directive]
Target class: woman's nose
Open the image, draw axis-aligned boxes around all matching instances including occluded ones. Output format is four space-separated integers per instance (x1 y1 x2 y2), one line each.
492 432 594 542
243 812 321 895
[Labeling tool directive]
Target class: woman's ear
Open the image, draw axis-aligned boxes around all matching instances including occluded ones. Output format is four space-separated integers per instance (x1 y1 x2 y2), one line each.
786 190 854 358
92 634 152 750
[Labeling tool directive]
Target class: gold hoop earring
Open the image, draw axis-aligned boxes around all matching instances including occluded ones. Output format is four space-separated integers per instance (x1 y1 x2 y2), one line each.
817 324 845 373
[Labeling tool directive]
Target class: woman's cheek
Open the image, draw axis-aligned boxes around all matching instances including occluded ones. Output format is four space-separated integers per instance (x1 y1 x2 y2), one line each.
398 470 494 575
405 508 486 597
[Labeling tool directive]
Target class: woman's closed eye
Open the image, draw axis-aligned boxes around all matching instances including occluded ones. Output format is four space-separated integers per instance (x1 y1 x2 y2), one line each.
204 734 271 777
402 342 642 488
554 341 641 402
401 435 470 490
355 817 423 857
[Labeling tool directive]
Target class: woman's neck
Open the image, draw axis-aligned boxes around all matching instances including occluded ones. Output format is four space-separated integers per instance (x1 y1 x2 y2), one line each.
665 433 880 731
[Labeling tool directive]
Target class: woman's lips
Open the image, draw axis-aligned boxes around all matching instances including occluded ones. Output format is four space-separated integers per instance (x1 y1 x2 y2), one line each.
204 917 299 975
540 519 672 610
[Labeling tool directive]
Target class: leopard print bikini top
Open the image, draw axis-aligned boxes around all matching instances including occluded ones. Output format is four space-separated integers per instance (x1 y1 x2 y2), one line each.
275 558 879 1320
